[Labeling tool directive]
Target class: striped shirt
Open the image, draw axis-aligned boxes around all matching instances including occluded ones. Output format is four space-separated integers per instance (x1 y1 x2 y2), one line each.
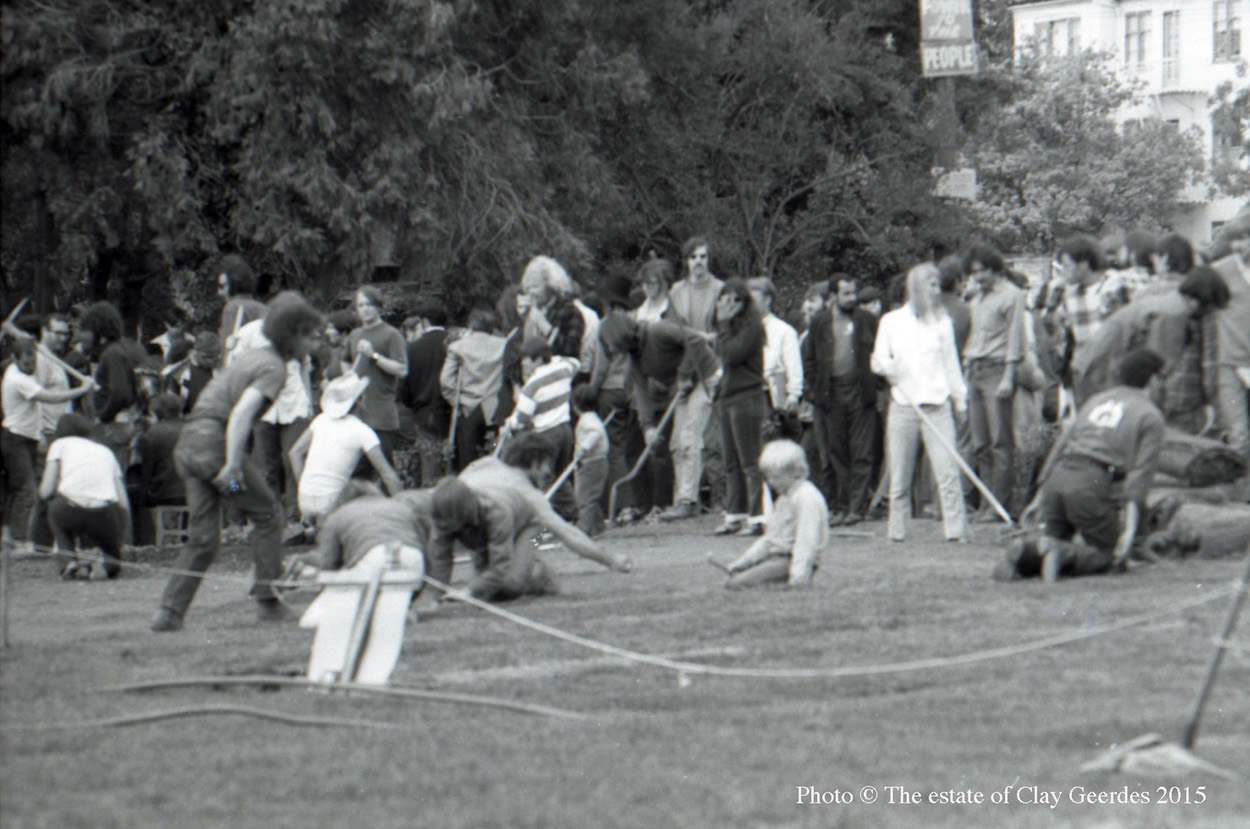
1061 273 1130 364
510 358 575 433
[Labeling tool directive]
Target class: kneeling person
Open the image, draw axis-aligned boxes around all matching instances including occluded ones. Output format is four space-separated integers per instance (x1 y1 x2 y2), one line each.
1001 349 1166 582
316 483 435 587
720 439 829 589
428 433 631 602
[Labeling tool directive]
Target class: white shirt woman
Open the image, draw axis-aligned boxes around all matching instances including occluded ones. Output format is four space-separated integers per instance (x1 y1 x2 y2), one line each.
871 263 968 543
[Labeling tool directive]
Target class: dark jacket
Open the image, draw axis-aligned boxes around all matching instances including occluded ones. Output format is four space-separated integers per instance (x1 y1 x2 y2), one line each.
715 312 766 402
138 418 186 505
401 329 451 435
802 307 879 410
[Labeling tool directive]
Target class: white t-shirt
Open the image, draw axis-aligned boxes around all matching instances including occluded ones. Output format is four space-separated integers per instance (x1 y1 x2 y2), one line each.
47 436 122 505
2 363 44 440
297 413 380 519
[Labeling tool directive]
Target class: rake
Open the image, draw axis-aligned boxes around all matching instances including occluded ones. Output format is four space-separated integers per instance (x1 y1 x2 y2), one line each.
607 393 681 523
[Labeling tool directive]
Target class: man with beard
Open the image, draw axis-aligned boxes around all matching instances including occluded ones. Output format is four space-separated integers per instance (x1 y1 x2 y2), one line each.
801 274 880 525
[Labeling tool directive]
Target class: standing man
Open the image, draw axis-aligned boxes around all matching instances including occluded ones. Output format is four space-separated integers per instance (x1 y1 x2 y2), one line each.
1055 234 1118 378
217 254 267 351
1207 210 1250 466
2 338 95 554
399 304 451 486
440 308 508 471
34 314 73 443
962 244 1026 522
661 236 723 521
151 292 323 632
801 274 880 526
748 277 803 438
344 286 408 462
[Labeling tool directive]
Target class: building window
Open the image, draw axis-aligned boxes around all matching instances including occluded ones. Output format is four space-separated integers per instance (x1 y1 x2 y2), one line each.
1214 0 1242 62
1213 111 1245 162
1125 12 1151 68
1034 17 1081 56
1162 11 1181 86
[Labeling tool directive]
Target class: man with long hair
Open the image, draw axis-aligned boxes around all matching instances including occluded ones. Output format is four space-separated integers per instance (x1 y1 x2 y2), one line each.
151 292 323 632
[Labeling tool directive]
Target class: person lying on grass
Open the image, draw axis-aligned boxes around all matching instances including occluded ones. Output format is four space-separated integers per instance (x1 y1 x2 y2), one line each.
712 439 829 589
428 432 633 603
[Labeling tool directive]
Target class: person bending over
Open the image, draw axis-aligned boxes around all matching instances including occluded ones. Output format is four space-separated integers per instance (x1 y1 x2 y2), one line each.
1000 348 1167 582
717 439 829 589
39 413 131 580
151 292 323 632
427 433 631 602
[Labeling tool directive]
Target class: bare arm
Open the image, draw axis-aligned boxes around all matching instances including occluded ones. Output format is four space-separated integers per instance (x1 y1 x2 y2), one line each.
364 444 403 496
38 456 60 501
288 426 313 486
215 386 269 491
532 495 631 572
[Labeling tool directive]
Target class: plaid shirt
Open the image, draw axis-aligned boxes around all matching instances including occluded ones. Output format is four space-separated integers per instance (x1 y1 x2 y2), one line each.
1060 273 1130 364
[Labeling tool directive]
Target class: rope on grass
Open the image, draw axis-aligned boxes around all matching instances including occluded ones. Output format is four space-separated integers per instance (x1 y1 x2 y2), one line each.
0 704 413 733
423 575 1238 681
101 675 590 721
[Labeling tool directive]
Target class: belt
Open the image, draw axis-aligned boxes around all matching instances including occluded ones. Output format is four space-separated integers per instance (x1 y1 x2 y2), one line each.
1060 453 1125 481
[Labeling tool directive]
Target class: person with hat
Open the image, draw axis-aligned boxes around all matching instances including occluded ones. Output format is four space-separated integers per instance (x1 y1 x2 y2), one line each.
288 372 403 524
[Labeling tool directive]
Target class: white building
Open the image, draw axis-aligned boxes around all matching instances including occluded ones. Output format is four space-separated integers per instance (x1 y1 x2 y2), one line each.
1010 0 1247 243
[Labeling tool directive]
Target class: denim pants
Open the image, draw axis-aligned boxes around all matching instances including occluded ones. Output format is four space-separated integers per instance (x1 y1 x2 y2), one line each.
575 455 608 536
47 496 127 576
967 359 1015 514
1 429 38 542
468 523 555 601
253 418 309 520
718 391 767 519
158 419 285 618
671 382 713 506
887 401 966 542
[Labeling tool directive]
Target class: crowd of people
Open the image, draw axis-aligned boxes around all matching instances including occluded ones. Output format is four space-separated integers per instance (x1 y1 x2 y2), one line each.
1 207 1247 627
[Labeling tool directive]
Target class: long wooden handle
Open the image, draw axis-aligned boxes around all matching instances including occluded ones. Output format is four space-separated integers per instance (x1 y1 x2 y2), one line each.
1 320 93 386
608 394 680 520
1182 548 1250 749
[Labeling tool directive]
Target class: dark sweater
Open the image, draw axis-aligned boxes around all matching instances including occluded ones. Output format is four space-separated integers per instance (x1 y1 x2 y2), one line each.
401 329 451 435
716 313 766 402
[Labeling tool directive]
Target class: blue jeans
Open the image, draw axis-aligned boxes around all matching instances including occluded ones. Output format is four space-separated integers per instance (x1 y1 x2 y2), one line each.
158 420 285 618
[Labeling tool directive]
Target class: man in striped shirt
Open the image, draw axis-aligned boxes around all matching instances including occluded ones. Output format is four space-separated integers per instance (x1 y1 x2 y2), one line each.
504 336 577 518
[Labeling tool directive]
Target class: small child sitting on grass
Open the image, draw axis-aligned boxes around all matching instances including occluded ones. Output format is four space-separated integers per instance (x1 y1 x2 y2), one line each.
714 439 829 589
571 384 609 537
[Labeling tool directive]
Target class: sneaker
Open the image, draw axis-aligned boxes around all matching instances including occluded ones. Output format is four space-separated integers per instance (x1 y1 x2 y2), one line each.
841 512 864 527
659 502 697 522
828 511 846 527
150 608 184 632
736 523 763 537
60 562 80 581
712 519 744 535
256 598 290 623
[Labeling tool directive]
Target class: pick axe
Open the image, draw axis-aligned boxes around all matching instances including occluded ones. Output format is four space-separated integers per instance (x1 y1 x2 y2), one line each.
2 310 96 387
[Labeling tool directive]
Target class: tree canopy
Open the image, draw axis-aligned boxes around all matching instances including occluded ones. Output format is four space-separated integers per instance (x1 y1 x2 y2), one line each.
0 0 1224 327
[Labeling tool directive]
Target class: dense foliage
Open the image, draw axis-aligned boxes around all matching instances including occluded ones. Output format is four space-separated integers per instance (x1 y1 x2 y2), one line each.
0 0 1224 328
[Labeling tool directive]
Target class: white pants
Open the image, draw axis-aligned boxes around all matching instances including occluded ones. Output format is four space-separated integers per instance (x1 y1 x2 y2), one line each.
887 401 966 542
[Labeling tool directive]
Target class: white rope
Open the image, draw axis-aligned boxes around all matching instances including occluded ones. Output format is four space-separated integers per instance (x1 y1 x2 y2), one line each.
423 575 1237 680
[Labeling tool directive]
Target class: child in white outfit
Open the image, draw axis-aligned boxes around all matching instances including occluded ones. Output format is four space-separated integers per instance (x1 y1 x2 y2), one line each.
721 439 829 588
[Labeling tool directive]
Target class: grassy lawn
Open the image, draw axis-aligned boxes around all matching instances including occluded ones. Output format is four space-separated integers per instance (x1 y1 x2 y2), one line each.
1 516 1247 829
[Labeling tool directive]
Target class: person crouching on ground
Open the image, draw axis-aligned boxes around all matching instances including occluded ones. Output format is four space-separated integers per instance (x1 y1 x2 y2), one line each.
151 292 323 632
39 413 131 580
289 373 403 526
716 439 829 589
571 383 609 537
1000 348 1167 583
427 433 632 603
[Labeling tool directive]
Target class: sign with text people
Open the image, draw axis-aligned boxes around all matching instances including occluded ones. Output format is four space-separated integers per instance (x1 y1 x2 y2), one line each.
921 0 978 77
